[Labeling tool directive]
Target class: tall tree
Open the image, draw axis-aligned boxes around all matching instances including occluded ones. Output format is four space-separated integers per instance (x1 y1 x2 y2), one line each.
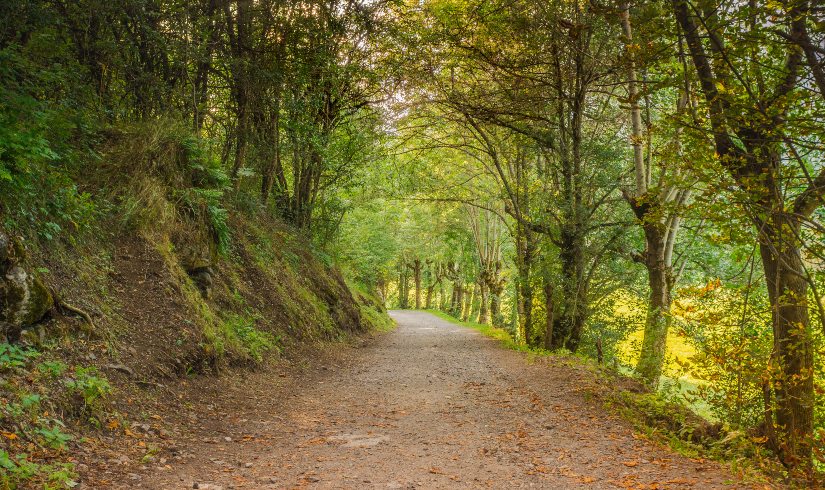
671 0 823 467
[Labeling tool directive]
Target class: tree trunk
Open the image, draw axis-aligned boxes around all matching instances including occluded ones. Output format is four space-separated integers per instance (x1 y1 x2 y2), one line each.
470 283 480 322
671 0 817 466
759 213 813 467
636 226 672 387
451 281 463 317
227 0 252 186
376 277 387 305
193 0 219 131
490 288 502 327
231 112 248 185
488 261 505 327
461 286 472 321
543 279 554 350
478 280 490 324
398 263 409 309
516 228 534 345
425 262 435 309
413 259 422 309
552 226 587 352
261 92 283 202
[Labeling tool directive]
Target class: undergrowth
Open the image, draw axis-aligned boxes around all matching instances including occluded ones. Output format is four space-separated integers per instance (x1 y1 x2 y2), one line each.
0 343 113 489
211 312 280 364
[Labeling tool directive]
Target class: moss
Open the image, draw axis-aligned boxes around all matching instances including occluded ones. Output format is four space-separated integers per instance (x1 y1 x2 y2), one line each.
1 233 55 337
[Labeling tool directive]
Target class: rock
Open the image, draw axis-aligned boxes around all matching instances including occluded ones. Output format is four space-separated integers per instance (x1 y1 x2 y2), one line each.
193 484 223 490
186 258 214 299
104 363 136 377
18 326 45 346
0 231 54 340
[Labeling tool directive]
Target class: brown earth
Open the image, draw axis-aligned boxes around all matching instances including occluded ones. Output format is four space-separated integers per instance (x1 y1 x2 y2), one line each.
99 311 757 489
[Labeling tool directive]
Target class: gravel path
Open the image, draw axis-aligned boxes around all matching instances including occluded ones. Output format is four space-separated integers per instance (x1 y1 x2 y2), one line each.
136 310 751 489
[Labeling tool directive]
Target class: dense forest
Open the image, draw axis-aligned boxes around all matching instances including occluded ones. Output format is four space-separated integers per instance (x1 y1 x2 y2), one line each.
0 0 823 487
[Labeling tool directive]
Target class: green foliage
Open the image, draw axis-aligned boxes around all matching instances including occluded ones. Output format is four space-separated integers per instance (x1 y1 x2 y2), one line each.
19 393 41 411
0 37 97 240
674 284 772 429
175 135 232 255
34 423 73 450
178 187 232 256
63 366 111 418
349 281 396 332
207 313 279 364
106 122 232 257
0 344 39 371
36 361 67 379
0 0 821 478
0 345 98 489
0 449 78 490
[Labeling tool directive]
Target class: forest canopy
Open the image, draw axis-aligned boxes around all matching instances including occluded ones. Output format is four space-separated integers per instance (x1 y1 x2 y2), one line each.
0 0 823 477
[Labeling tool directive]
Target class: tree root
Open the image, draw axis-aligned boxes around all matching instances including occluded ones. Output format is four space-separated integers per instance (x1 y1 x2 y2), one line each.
59 300 95 329
49 287 96 330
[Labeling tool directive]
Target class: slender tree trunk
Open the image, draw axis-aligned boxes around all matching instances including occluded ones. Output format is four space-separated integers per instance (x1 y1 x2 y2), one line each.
193 0 219 131
543 279 554 350
489 277 503 327
516 228 534 344
490 288 502 327
227 0 252 186
470 283 480 322
261 85 284 202
424 262 434 309
376 277 386 305
232 112 248 185
398 263 409 309
413 259 422 309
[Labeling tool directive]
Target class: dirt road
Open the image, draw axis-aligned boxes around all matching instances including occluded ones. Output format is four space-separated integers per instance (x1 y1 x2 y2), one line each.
132 311 748 489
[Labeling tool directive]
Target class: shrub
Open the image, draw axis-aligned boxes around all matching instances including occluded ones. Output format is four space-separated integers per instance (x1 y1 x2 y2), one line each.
63 366 111 419
0 43 97 240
